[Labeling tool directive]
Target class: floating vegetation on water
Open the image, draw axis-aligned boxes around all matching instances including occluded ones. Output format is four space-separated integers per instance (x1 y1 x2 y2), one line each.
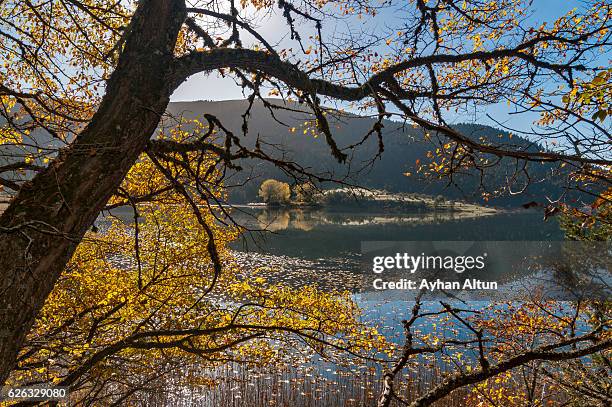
232 251 366 292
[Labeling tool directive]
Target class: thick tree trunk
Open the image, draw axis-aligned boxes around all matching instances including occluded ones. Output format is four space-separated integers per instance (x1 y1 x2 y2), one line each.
0 0 186 384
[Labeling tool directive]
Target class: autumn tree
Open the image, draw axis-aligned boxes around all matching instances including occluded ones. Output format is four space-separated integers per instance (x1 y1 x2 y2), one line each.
376 220 610 406
560 196 612 241
294 182 320 204
374 297 610 407
0 0 610 388
257 179 291 204
4 144 385 403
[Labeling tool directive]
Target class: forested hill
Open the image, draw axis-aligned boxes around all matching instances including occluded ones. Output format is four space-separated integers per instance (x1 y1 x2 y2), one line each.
166 99 565 207
0 99 565 206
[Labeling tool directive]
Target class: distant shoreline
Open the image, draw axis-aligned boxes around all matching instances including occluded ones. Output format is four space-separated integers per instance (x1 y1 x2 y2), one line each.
240 188 500 217
242 201 498 211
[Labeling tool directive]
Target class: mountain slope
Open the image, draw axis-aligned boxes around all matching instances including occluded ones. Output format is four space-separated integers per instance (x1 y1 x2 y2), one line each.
166 99 565 206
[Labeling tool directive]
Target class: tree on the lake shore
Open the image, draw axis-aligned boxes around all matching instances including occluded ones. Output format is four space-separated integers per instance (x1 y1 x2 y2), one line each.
293 182 319 204
258 179 291 204
0 0 610 395
560 200 612 241
5 141 386 403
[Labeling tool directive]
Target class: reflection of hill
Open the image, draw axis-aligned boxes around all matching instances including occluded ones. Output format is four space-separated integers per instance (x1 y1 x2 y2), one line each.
250 207 497 232
229 210 564 260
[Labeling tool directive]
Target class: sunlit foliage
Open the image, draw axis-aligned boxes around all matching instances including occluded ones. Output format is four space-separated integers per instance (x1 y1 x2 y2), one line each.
6 136 386 403
0 0 610 404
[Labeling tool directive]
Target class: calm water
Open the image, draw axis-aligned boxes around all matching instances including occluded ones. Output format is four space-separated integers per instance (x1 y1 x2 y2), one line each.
227 208 568 298
230 207 563 258
228 206 568 303
226 207 572 342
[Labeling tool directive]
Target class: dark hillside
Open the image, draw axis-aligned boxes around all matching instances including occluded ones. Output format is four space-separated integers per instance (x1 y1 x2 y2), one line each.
166 99 567 206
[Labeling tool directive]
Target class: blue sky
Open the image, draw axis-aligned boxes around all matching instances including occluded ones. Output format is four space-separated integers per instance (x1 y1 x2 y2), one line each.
171 1 591 132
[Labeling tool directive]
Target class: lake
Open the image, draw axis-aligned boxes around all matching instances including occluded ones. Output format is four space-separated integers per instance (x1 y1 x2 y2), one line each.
110 207 576 406
227 207 564 293
163 208 566 407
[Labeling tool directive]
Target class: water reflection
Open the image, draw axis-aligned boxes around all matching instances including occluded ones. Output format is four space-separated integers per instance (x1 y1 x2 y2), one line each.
251 206 499 232
230 207 564 260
